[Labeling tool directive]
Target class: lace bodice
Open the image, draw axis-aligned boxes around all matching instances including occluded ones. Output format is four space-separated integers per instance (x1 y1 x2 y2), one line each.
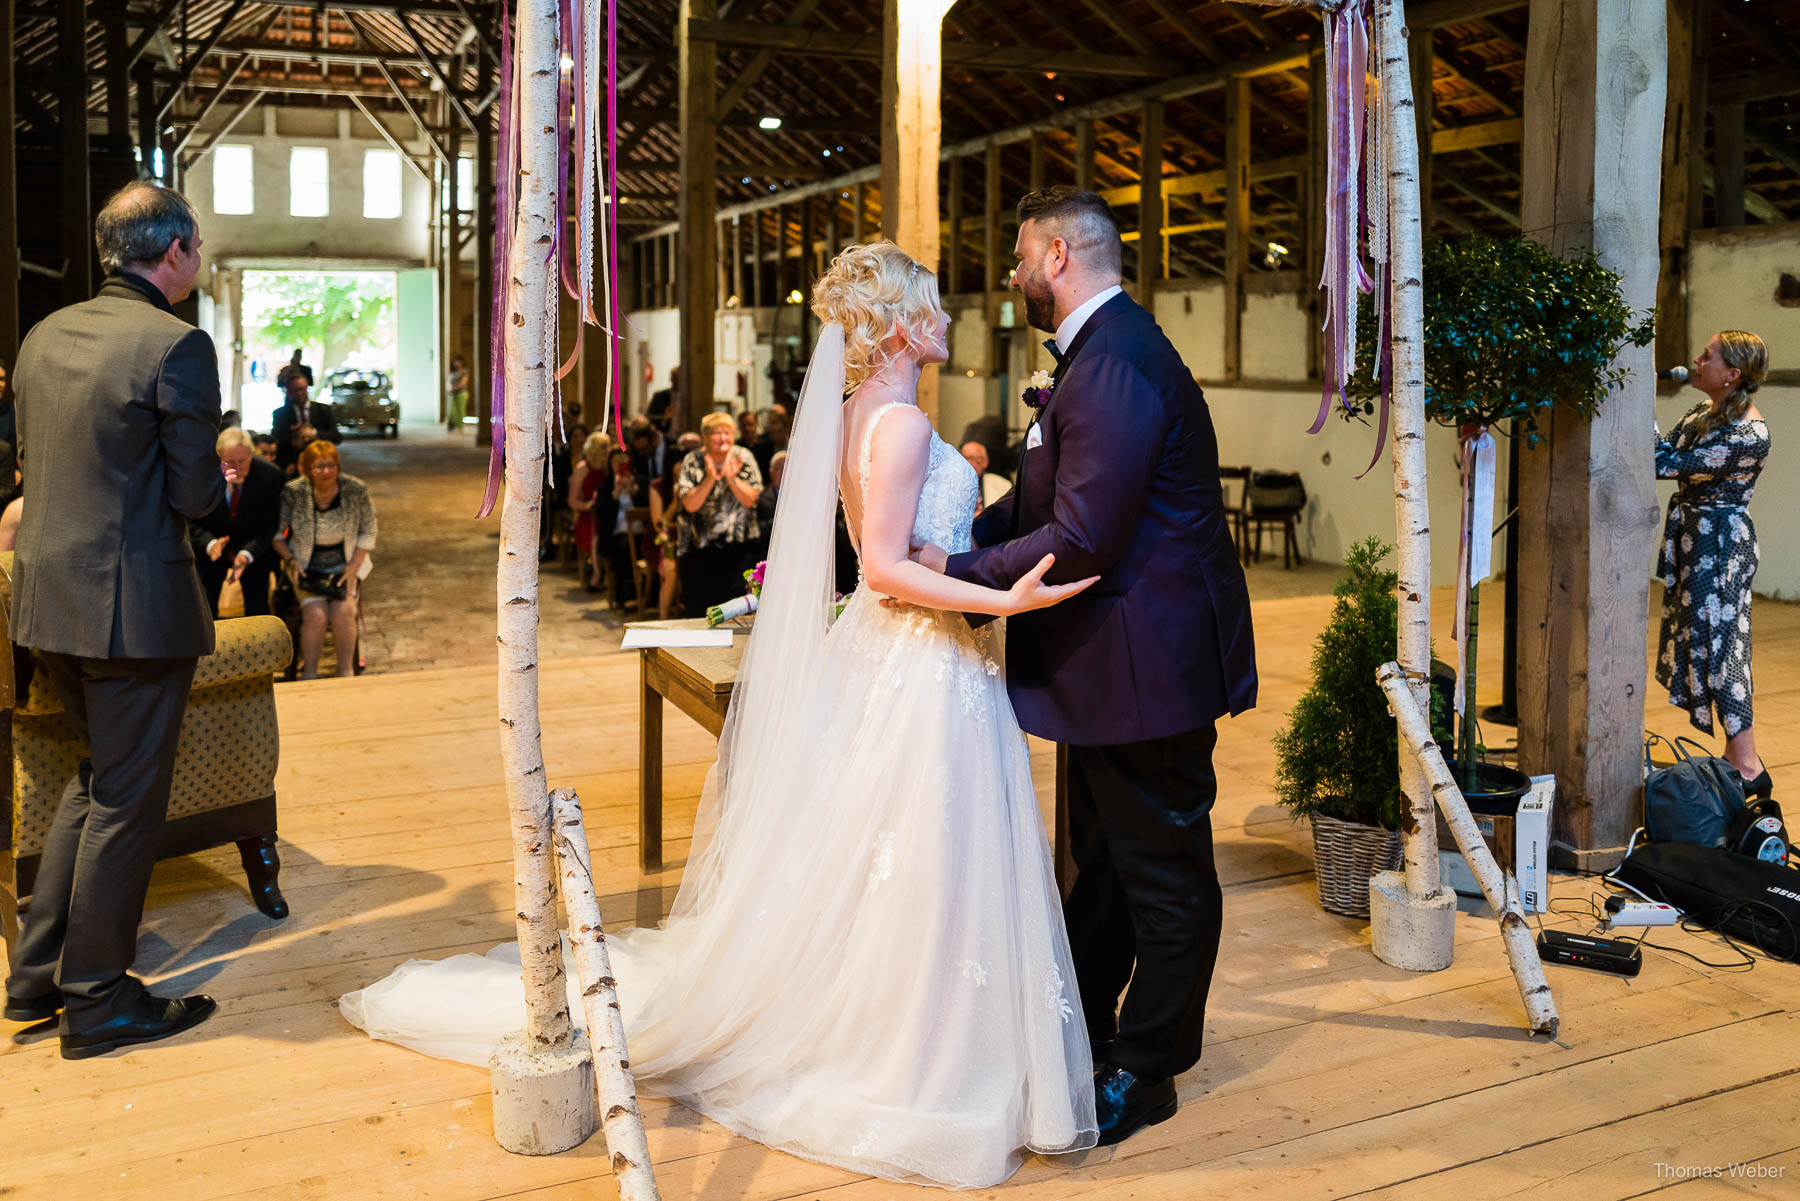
851 402 979 564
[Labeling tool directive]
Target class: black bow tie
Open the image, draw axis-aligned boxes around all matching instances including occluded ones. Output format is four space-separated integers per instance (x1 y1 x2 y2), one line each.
1043 339 1066 368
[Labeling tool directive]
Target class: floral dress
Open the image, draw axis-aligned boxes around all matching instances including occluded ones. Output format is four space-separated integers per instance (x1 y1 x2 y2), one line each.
1655 402 1770 737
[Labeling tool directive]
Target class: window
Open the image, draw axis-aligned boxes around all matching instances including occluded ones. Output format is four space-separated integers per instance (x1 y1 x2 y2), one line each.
289 147 330 217
440 154 475 212
213 145 254 214
363 149 402 219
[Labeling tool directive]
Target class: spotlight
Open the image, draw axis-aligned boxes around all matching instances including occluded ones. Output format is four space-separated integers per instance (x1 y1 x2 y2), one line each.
786 289 804 304
758 116 783 131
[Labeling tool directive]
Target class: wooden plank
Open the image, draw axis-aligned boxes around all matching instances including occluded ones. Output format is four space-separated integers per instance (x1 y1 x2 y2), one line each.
1224 77 1249 383
1431 116 1523 153
1137 99 1164 299
1658 0 1697 372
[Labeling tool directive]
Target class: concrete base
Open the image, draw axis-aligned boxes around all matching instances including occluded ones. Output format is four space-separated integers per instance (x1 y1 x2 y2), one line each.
490 1028 597 1155
1368 870 1457 972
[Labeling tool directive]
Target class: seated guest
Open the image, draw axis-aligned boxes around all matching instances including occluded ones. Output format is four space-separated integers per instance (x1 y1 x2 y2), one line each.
647 366 681 433
737 409 760 446
253 432 279 461
271 374 339 470
274 440 376 679
569 431 615 593
753 450 785 561
674 411 763 614
960 440 1013 513
604 448 642 609
189 427 284 617
280 421 316 477
751 403 789 479
542 421 587 563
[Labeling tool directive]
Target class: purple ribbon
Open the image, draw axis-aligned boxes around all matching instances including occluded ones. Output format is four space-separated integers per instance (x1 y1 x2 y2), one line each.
1312 0 1376 446
477 0 519 519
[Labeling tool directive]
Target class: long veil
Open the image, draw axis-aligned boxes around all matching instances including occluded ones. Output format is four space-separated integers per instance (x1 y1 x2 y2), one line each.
665 322 846 919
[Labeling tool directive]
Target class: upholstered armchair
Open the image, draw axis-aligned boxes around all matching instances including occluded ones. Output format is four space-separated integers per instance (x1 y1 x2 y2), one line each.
0 553 293 951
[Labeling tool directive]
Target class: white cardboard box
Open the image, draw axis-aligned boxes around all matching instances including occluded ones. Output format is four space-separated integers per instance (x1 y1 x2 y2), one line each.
1437 774 1555 913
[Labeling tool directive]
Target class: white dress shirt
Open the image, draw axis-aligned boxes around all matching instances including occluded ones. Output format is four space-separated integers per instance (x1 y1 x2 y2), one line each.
1052 284 1124 357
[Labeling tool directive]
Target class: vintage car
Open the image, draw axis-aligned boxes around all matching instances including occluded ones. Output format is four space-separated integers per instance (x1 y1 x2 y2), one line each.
323 367 400 437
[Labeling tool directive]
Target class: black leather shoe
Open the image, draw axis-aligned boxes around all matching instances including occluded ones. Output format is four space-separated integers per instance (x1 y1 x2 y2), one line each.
4 992 61 1023
60 993 217 1060
1737 768 1774 800
1089 1036 1115 1069
1094 1064 1178 1147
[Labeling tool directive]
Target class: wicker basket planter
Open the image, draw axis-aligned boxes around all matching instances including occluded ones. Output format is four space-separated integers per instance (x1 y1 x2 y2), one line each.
1309 812 1404 918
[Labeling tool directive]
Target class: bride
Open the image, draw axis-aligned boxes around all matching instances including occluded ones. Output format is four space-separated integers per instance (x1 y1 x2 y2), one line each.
342 241 1100 1187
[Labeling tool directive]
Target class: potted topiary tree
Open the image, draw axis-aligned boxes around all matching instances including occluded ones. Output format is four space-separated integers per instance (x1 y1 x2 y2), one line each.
1275 538 1450 916
1345 234 1654 803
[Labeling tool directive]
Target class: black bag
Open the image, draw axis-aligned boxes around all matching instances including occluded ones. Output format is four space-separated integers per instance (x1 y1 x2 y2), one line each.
1613 840 1800 962
1643 735 1746 848
297 567 347 600
1247 470 1306 515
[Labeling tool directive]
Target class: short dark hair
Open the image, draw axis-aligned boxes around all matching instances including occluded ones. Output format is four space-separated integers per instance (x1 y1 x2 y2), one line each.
94 181 200 273
1015 186 1122 275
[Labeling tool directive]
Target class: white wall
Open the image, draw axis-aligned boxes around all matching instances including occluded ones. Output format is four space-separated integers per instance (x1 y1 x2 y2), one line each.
186 106 433 270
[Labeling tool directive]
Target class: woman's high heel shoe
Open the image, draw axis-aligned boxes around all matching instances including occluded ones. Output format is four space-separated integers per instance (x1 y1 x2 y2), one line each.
1737 767 1773 800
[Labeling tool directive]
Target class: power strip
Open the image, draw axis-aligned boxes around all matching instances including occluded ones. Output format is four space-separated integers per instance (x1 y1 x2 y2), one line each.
1607 900 1682 928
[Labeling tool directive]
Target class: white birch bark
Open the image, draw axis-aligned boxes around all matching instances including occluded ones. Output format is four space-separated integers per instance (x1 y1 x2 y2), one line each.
498 0 572 1055
1377 0 1441 897
1379 663 1560 1036
551 788 662 1201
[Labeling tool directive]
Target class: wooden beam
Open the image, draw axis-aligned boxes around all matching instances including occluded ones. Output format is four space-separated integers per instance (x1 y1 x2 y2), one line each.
123 0 184 72
879 0 945 423
982 142 1000 371
1412 27 1435 232
156 0 247 120
1714 102 1745 228
1433 157 1518 225
1095 154 1307 206
170 47 258 158
689 17 1185 80
717 0 827 118
1138 99 1164 299
105 15 131 140
1074 118 1095 190
946 153 963 293
1431 116 1523 152
1028 130 1046 191
1657 0 1699 372
1516 0 1664 870
1702 165 1783 225
1223 76 1249 383
397 11 480 133
680 0 716 420
850 180 865 245
1304 44 1324 378
345 94 432 184
181 88 266 171
59 0 90 305
1707 67 1800 107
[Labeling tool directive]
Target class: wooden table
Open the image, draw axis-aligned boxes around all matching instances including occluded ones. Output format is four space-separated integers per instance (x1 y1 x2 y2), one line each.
633 617 1070 886
633 618 740 872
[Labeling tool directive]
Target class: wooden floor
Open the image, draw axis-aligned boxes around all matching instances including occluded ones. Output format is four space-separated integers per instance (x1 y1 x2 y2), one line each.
4 587 1798 1200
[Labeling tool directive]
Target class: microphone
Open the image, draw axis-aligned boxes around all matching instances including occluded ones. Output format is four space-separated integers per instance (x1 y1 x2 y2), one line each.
1658 366 1690 382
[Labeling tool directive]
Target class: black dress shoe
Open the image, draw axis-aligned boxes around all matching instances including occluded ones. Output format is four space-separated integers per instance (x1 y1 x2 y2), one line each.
60 993 218 1060
3 992 61 1023
1094 1064 1178 1147
1737 768 1774 800
1089 1036 1115 1069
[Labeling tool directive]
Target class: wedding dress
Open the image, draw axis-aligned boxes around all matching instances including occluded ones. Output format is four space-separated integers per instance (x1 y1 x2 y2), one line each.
341 325 1097 1188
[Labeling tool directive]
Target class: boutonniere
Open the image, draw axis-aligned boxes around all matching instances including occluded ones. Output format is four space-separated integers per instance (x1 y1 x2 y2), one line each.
1022 369 1054 410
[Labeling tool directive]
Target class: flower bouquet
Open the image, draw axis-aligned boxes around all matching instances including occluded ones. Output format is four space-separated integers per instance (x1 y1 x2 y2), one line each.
706 559 849 627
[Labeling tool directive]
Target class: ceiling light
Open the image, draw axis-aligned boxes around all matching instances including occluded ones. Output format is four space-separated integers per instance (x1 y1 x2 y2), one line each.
786 289 804 304
758 116 783 131
822 149 832 157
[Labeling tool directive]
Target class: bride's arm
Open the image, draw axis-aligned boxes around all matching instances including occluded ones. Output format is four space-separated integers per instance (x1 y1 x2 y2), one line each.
861 406 1095 616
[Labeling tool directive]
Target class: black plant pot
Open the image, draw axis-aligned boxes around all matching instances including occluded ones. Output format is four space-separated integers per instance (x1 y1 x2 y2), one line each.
1456 761 1533 816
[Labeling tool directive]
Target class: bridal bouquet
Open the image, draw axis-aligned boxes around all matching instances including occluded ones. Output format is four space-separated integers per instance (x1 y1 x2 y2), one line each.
706 560 848 627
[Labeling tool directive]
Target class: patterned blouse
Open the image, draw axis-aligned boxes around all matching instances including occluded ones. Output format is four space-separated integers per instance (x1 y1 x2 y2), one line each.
673 449 763 555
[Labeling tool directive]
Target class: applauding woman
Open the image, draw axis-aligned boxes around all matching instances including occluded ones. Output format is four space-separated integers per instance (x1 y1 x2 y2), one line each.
674 411 763 613
1656 329 1771 796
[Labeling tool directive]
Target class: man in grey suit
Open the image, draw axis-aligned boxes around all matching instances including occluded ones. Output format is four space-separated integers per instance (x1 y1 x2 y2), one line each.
2 182 234 1058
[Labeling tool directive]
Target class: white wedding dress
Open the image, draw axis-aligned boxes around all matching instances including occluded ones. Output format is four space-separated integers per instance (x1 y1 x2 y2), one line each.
341 326 1096 1188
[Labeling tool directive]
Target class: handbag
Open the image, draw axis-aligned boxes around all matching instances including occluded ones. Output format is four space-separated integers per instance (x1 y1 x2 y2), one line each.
1643 734 1748 848
297 566 347 600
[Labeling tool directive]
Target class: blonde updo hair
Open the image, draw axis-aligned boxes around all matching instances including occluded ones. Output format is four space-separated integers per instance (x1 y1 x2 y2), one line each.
1698 329 1770 436
811 240 945 390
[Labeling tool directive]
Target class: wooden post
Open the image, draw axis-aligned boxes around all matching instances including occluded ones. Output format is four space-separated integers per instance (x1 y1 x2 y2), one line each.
1029 129 1047 191
749 212 763 306
1657 0 1699 372
60 0 91 306
0 0 19 365
1138 100 1164 303
946 153 962 293
104 11 130 143
730 215 743 305
1074 118 1095 190
1714 101 1745 229
1685 0 1709 236
851 179 866 244
982 143 1001 371
1223 77 1250 383
800 194 816 352
825 192 839 262
1516 0 1666 873
1305 45 1326 380
879 0 948 425
1411 28 1434 232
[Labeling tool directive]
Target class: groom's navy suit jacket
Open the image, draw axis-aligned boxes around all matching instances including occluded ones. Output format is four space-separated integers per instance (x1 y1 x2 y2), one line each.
947 291 1257 746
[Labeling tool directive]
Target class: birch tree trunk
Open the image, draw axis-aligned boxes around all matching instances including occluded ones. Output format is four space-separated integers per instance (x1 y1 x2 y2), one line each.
1377 0 1439 899
552 788 662 1201
497 0 573 1060
1378 665 1560 1036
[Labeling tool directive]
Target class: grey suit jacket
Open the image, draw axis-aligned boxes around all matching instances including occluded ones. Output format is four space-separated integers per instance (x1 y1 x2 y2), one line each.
11 274 224 659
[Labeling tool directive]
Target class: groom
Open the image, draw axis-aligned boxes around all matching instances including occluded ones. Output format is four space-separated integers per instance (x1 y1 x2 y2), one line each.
916 186 1256 1145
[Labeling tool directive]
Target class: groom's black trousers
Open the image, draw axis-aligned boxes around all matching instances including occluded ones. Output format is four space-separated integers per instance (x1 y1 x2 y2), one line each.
1064 721 1222 1082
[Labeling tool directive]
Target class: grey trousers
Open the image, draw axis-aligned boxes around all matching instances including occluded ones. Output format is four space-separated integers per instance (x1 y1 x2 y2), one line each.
5 652 196 1033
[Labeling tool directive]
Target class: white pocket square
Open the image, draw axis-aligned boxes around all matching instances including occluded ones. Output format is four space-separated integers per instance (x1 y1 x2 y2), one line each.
1025 425 1044 450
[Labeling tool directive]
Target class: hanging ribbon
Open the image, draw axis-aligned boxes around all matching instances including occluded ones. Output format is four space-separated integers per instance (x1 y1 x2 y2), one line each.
476 0 521 520
1451 425 1498 714
1311 0 1374 442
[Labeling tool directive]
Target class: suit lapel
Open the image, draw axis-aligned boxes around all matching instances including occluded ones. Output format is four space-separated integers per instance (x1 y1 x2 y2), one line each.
1016 292 1139 534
